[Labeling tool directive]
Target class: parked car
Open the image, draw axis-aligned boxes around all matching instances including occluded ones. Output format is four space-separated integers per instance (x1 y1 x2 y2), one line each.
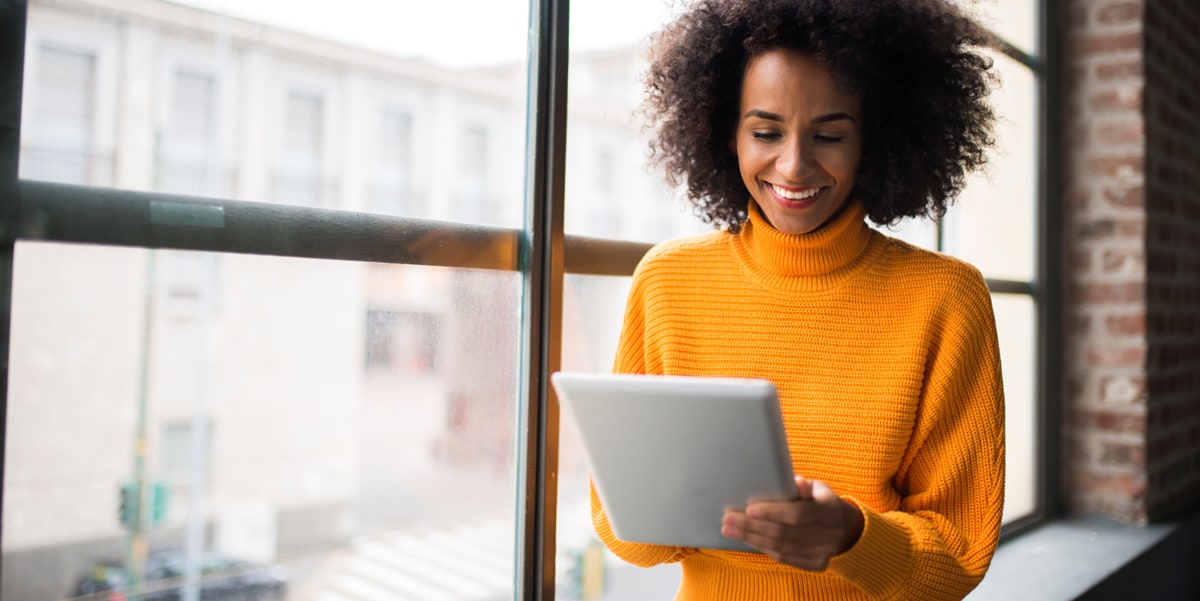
74 549 287 601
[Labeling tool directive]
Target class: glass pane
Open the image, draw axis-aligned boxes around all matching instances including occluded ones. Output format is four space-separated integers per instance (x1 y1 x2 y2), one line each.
557 274 681 600
942 51 1038 281
5 241 521 600
20 0 530 228
564 0 707 243
993 294 1037 523
873 216 939 251
971 0 1038 56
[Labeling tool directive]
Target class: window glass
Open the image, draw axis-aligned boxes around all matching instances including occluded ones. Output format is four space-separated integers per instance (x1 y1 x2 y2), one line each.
558 274 681 599
564 0 707 244
970 0 1038 56
942 51 1038 282
9 0 533 599
18 0 530 228
993 294 1037 523
5 241 521 600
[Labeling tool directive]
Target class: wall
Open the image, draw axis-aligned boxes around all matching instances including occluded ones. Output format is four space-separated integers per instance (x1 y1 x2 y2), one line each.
1063 0 1200 524
1142 0 1200 520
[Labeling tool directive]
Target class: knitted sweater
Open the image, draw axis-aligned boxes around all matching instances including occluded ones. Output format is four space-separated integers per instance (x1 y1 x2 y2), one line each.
592 200 1005 600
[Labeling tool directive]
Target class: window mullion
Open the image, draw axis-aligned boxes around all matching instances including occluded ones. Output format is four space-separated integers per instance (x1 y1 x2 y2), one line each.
518 0 569 599
0 2 30 595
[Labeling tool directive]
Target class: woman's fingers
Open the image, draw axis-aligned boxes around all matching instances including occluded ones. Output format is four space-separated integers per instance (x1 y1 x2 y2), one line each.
721 477 863 570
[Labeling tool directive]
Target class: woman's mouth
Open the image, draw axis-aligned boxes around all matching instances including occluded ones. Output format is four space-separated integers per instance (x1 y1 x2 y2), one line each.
769 183 826 206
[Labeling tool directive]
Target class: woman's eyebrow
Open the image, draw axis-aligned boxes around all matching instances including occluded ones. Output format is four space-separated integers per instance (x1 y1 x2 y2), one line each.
743 109 784 121
742 109 858 124
813 112 857 124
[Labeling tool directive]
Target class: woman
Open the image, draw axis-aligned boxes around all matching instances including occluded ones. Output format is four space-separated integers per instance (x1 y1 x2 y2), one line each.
592 0 1006 599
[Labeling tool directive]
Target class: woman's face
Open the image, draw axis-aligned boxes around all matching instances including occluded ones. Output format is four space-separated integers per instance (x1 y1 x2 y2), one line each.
734 48 863 236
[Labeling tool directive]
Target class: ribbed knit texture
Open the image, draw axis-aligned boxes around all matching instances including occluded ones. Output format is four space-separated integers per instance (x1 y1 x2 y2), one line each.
592 200 1006 600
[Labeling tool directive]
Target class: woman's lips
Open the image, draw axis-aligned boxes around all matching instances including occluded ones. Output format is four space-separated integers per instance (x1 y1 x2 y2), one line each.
768 182 826 208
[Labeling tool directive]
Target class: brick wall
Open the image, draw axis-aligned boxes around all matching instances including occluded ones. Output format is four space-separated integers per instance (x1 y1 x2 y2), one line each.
1143 0 1200 520
1063 0 1200 524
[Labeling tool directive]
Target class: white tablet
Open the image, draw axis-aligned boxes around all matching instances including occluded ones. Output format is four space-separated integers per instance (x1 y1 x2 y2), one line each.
551 371 796 552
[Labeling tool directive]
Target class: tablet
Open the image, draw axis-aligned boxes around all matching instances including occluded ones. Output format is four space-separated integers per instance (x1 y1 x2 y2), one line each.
551 371 796 552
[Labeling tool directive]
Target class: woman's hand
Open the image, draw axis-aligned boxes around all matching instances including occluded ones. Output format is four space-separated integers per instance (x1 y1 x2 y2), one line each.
721 475 864 571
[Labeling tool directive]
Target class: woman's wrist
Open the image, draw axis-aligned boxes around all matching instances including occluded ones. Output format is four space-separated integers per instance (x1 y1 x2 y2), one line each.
839 498 865 554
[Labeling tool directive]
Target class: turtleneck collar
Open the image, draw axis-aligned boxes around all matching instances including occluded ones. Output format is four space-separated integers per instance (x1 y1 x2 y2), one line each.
731 198 876 289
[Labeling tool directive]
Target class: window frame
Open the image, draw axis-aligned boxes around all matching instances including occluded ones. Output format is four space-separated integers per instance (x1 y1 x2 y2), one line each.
0 0 1061 598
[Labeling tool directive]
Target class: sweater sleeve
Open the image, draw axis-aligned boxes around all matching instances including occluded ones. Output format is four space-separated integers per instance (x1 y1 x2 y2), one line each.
827 269 1006 600
588 264 691 567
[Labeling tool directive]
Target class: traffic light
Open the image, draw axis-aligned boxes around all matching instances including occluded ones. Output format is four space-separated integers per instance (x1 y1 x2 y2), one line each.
151 481 169 526
119 482 140 529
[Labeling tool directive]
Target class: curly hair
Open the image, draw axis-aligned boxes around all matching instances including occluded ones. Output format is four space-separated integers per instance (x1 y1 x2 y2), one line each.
643 0 997 231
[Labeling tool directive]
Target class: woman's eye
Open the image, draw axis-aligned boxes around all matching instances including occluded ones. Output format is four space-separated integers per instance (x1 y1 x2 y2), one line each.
815 134 845 143
751 131 781 141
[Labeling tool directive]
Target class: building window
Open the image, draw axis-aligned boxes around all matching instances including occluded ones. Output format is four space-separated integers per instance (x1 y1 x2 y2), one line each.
370 108 416 216
456 123 491 222
22 45 97 184
158 69 220 196
274 89 329 207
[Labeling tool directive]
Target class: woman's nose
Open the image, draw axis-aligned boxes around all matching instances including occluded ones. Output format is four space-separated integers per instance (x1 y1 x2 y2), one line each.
777 140 813 178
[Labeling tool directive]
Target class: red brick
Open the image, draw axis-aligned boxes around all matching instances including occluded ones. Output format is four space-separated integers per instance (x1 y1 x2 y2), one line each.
1067 1 1090 28
1088 155 1145 178
1077 219 1118 239
1101 440 1145 467
1100 373 1148 403
1075 313 1093 333
1071 470 1147 498
1098 121 1145 145
1115 217 1145 237
1089 87 1144 112
1096 59 1144 80
1102 185 1145 207
1067 187 1092 208
1072 32 1143 55
1069 249 1095 273
1074 282 1145 303
1106 312 1147 336
1098 2 1144 24
1101 247 1145 273
1074 407 1147 434
1067 435 1093 462
1088 344 1147 368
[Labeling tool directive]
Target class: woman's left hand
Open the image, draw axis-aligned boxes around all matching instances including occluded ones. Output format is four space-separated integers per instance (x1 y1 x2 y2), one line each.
721 475 864 571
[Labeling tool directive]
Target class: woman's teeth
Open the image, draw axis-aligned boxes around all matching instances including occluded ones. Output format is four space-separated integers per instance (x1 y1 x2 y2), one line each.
771 184 821 200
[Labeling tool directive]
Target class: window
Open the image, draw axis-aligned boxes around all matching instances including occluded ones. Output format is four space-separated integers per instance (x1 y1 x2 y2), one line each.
158 69 223 196
22 45 97 184
364 309 441 373
1 2 1053 601
370 108 416 215
456 123 493 222
274 89 329 207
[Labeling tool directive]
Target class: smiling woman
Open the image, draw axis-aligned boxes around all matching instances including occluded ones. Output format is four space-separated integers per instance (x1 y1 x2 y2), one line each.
733 49 864 236
587 1 1008 599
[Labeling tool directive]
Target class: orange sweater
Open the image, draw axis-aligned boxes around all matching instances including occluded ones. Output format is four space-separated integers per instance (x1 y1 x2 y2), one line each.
593 200 1005 600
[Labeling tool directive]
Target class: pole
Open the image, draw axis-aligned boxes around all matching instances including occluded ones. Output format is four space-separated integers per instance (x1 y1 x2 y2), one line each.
125 248 156 594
